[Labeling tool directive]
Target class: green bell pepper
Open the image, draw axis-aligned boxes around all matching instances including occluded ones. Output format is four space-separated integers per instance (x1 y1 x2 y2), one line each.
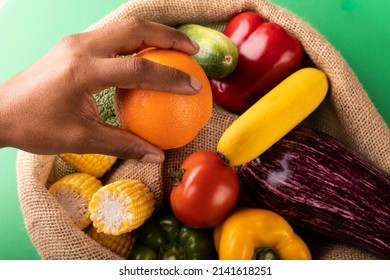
127 215 216 260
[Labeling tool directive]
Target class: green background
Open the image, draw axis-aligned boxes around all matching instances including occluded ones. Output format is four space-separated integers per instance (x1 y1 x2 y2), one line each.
0 0 389 259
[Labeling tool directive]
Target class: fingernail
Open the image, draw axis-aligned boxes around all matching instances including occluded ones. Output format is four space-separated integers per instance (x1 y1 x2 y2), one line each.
141 153 164 164
191 39 200 50
190 76 202 92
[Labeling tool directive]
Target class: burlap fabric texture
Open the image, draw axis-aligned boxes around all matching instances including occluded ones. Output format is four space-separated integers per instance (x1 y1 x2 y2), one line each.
16 0 389 260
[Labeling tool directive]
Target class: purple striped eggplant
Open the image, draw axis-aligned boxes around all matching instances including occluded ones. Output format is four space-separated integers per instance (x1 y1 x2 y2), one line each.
240 126 390 258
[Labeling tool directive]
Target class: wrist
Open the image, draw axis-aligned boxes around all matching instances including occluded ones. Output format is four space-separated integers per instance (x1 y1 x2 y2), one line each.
0 82 16 149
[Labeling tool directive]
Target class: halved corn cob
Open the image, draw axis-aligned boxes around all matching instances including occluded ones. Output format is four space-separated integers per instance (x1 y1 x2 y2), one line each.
48 173 102 229
89 179 155 236
58 153 117 178
87 225 137 258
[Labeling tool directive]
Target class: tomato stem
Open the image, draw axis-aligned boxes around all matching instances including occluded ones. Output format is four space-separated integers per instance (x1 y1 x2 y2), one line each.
169 168 186 186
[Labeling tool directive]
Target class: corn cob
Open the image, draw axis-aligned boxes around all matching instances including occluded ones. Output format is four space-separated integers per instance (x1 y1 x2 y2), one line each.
87 225 137 258
48 173 102 229
89 179 155 236
58 153 117 178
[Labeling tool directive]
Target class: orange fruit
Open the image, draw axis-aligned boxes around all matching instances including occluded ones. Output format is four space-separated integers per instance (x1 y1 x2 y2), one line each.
114 49 213 149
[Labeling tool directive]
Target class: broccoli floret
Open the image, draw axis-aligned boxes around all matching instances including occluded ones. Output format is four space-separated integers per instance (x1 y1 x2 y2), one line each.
94 87 120 128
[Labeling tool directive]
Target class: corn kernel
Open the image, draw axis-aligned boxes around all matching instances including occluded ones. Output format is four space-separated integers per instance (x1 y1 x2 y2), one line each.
87 226 137 258
49 173 102 229
89 180 155 235
58 153 117 178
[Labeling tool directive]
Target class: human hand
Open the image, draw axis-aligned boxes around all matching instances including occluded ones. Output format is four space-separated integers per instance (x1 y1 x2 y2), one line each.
0 18 202 163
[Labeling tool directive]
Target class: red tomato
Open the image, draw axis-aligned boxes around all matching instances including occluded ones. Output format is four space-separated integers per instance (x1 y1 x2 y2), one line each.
170 150 240 228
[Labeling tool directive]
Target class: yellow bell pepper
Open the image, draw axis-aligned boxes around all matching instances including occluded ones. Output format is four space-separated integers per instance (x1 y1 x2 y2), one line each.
214 208 311 260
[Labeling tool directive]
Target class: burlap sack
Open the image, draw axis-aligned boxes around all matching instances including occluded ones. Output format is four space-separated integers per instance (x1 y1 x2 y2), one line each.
16 0 389 260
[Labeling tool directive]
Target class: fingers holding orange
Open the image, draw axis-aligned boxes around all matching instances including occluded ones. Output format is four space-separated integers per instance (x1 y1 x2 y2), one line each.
83 18 200 57
92 56 202 95
114 49 213 150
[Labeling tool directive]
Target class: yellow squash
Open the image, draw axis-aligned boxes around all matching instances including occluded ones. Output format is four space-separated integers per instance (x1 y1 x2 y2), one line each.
217 67 328 166
214 208 311 260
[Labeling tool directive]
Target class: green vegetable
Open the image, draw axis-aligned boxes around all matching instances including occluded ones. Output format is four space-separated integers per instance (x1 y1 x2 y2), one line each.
177 24 238 78
94 87 120 127
127 215 216 260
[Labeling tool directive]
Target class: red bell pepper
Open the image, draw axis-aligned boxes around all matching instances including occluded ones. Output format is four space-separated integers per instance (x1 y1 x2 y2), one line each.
210 12 304 114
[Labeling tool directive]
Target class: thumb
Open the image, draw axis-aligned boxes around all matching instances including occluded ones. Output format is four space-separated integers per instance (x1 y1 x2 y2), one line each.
86 122 165 163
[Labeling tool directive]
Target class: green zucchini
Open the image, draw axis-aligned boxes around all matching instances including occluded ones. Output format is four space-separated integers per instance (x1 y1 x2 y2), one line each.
177 24 238 78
